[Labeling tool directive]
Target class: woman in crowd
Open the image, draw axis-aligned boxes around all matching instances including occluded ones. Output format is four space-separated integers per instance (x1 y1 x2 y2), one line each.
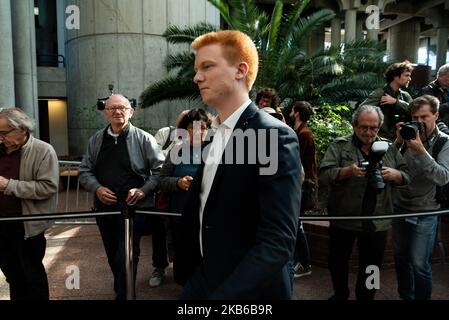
157 108 211 285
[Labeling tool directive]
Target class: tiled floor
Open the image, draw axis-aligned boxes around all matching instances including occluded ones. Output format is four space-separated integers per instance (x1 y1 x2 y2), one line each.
1 223 449 300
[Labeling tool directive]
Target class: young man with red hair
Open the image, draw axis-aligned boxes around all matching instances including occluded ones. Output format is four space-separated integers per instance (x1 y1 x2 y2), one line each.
178 30 301 299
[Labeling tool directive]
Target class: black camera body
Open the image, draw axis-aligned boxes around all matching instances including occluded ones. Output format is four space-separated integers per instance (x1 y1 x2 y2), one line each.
96 97 137 110
400 121 425 140
96 84 137 110
359 141 389 190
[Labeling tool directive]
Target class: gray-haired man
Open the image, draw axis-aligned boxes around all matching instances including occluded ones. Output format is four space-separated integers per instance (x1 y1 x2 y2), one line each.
320 105 409 301
0 108 59 300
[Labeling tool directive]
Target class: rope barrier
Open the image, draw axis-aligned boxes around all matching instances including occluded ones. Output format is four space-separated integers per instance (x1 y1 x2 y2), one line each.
2 207 448 224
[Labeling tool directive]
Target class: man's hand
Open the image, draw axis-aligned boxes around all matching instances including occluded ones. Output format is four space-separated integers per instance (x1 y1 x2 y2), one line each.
126 188 146 206
405 131 426 155
382 167 403 185
177 176 193 191
337 163 366 180
395 122 404 145
380 94 397 105
0 176 10 192
95 186 117 205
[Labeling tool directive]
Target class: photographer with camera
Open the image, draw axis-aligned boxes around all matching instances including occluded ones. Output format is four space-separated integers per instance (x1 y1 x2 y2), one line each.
393 95 449 300
320 105 409 301
360 60 413 141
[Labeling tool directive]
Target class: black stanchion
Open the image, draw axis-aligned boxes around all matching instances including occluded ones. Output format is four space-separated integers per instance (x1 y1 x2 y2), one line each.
123 205 136 300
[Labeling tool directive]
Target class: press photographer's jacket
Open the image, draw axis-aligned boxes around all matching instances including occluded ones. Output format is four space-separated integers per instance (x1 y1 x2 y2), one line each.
319 134 410 232
395 128 449 211
360 85 413 141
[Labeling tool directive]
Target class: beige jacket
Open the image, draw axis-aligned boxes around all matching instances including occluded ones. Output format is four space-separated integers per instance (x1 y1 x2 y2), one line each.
4 135 59 238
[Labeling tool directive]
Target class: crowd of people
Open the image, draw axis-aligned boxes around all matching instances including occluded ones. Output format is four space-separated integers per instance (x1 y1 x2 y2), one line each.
0 29 449 301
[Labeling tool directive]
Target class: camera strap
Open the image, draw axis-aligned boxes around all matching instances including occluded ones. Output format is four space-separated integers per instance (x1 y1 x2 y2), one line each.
432 135 449 160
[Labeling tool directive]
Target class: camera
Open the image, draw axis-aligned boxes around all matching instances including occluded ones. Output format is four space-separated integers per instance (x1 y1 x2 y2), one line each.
97 97 136 110
393 113 411 124
400 121 425 140
359 141 389 190
96 84 137 110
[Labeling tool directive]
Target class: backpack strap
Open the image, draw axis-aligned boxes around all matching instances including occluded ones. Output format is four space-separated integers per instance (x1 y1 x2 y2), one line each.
162 126 175 150
432 135 449 161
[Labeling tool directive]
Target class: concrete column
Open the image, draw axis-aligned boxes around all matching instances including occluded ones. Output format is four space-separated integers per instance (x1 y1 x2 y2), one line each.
367 28 379 41
37 0 56 59
436 27 449 69
389 19 420 63
331 18 341 47
345 9 357 43
65 0 220 155
356 17 364 41
11 0 39 134
0 0 15 107
56 0 66 65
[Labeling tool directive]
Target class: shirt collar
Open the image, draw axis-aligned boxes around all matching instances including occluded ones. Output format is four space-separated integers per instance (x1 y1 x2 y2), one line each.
107 123 130 137
211 99 252 130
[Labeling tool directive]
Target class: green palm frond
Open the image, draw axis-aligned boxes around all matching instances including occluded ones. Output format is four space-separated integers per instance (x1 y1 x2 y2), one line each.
276 0 311 49
163 22 218 44
207 0 232 27
165 52 195 73
139 76 199 108
292 9 335 48
303 54 345 80
267 0 283 51
319 73 384 102
227 0 268 38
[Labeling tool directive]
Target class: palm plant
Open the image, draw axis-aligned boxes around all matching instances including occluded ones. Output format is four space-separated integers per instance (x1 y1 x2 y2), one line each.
281 39 389 104
139 22 217 107
140 0 335 108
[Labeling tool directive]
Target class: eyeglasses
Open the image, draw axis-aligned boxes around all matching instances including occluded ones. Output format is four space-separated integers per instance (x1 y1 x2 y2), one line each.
104 106 132 113
357 125 379 132
0 128 15 137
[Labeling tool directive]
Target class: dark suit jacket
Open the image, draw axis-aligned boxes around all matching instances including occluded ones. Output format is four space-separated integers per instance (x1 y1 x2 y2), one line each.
178 103 301 299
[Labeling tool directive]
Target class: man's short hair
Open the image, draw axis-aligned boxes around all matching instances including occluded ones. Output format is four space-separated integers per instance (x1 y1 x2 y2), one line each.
384 60 414 83
0 108 35 132
409 95 440 114
292 101 314 122
255 88 280 110
437 63 449 78
192 30 259 91
352 105 384 128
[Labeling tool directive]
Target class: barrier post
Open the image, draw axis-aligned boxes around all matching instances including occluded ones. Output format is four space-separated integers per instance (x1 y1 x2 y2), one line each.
123 205 136 300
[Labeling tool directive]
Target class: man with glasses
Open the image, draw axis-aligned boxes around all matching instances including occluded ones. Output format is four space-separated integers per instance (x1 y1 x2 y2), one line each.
79 94 164 299
0 108 59 300
320 105 409 300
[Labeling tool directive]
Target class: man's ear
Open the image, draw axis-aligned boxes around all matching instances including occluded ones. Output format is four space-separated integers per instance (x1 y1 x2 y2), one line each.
235 62 249 81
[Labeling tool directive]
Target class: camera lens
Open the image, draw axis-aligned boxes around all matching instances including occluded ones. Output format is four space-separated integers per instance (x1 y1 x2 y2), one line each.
368 169 386 189
400 121 423 140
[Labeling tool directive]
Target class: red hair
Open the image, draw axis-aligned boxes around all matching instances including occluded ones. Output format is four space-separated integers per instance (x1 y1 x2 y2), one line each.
192 30 259 91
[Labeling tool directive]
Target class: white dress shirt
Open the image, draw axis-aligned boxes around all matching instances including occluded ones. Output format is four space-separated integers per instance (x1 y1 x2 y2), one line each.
199 99 252 256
